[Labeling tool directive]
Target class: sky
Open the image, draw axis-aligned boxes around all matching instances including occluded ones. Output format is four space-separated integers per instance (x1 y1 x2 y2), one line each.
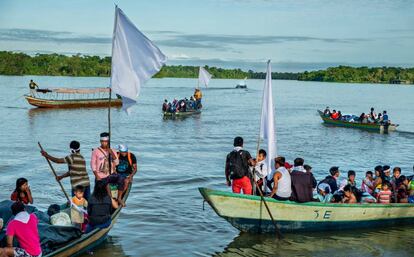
0 0 413 72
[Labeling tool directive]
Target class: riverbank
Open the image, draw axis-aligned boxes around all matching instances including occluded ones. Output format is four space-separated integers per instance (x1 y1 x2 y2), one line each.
0 51 413 84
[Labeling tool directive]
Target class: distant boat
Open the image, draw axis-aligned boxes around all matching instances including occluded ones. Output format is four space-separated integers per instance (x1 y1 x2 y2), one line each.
236 77 247 89
25 88 122 108
317 110 398 132
163 109 201 118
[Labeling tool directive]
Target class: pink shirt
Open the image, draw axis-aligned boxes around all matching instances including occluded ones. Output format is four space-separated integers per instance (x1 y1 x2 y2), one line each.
6 213 42 256
91 147 119 180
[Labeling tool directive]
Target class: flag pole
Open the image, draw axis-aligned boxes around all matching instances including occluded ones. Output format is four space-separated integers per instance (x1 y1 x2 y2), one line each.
255 60 282 239
108 88 112 174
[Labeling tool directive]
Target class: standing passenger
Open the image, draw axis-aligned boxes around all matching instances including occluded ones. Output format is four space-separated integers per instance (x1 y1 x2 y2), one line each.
252 149 268 195
225 137 255 195
41 140 91 199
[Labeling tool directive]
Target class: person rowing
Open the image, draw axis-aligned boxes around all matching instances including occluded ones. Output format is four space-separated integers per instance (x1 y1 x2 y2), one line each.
41 140 91 200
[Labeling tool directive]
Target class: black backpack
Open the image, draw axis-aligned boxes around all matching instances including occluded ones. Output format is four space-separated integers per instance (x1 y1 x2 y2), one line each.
228 150 248 179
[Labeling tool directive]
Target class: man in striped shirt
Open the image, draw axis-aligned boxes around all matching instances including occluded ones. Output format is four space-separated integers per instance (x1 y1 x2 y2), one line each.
41 141 91 200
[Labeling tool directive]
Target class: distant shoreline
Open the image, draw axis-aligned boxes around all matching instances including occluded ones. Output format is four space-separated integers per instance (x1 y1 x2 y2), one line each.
1 51 413 85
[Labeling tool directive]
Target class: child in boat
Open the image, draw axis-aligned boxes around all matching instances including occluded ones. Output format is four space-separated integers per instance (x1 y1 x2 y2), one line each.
10 177 33 204
314 183 333 203
361 171 375 195
377 182 392 204
342 185 357 203
396 175 409 203
71 185 88 231
339 170 357 191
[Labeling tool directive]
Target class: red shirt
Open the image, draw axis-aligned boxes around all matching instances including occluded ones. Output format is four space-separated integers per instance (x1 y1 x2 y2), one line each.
10 191 30 204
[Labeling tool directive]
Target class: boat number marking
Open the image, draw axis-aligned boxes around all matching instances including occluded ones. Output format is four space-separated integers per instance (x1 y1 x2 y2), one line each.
314 210 332 219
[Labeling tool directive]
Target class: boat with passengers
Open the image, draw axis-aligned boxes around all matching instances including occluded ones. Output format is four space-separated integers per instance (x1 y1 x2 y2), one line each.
317 110 398 132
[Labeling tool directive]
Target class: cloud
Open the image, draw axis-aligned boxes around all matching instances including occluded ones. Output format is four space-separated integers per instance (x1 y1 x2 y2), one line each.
0 28 111 44
0 28 371 52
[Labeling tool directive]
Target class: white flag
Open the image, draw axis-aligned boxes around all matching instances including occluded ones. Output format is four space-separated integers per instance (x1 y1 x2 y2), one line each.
111 6 167 112
198 66 212 87
260 60 277 180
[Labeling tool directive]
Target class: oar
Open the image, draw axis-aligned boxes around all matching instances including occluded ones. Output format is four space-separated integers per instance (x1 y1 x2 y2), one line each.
38 142 71 202
254 179 282 239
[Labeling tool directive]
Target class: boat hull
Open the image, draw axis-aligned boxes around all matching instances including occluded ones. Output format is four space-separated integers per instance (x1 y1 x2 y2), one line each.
317 110 398 132
199 188 414 233
25 96 122 108
44 185 131 257
163 110 201 118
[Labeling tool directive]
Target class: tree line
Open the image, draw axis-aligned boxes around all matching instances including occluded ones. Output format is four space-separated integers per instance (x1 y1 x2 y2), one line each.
0 51 412 84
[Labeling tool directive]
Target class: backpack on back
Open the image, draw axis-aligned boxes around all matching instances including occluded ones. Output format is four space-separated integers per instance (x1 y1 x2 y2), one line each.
228 150 248 179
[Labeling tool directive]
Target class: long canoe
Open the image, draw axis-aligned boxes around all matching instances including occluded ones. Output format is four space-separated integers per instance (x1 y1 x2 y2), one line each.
25 95 122 108
317 110 398 132
44 184 132 257
199 187 414 233
163 110 201 118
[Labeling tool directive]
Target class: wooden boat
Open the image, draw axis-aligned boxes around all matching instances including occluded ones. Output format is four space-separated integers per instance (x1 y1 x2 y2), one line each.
199 187 414 233
44 184 131 257
317 110 398 132
25 88 122 108
163 109 201 118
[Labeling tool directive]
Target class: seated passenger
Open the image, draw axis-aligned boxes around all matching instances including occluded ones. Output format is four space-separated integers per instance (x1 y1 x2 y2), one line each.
71 185 88 230
269 156 291 201
48 204 71 226
319 167 340 194
342 185 357 203
337 111 342 120
314 183 333 203
396 175 409 203
376 113 382 123
369 107 377 121
339 170 356 191
330 110 339 120
86 181 119 233
304 164 317 190
0 202 42 257
290 158 314 203
323 106 331 116
377 182 392 204
10 178 33 205
361 171 375 195
373 165 385 196
391 167 401 201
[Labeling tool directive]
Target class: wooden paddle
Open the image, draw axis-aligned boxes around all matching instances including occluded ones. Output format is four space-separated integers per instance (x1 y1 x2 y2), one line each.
254 178 282 239
38 142 71 202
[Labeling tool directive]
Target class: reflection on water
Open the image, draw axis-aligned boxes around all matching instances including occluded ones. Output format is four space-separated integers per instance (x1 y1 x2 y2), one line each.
217 226 414 257
91 236 130 257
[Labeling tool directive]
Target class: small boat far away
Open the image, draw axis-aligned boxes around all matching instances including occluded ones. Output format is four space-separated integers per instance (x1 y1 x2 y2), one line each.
25 87 122 108
317 110 398 133
235 77 247 89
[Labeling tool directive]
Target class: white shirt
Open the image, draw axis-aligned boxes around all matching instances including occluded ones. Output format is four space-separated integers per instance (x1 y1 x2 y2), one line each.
252 160 269 181
275 167 292 198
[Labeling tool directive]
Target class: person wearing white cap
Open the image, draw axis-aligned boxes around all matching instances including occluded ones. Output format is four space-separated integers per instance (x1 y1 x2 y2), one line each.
116 144 137 190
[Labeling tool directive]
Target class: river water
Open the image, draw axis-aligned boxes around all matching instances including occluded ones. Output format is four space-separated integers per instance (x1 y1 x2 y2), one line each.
0 75 413 256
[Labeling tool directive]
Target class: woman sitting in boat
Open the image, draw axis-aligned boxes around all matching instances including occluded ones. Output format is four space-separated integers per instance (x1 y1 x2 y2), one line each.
162 99 168 112
330 110 339 120
85 181 119 233
10 178 33 205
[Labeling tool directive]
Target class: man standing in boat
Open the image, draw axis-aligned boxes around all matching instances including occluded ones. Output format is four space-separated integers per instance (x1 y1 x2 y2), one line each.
91 132 126 207
225 137 255 195
194 88 202 109
29 79 38 97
